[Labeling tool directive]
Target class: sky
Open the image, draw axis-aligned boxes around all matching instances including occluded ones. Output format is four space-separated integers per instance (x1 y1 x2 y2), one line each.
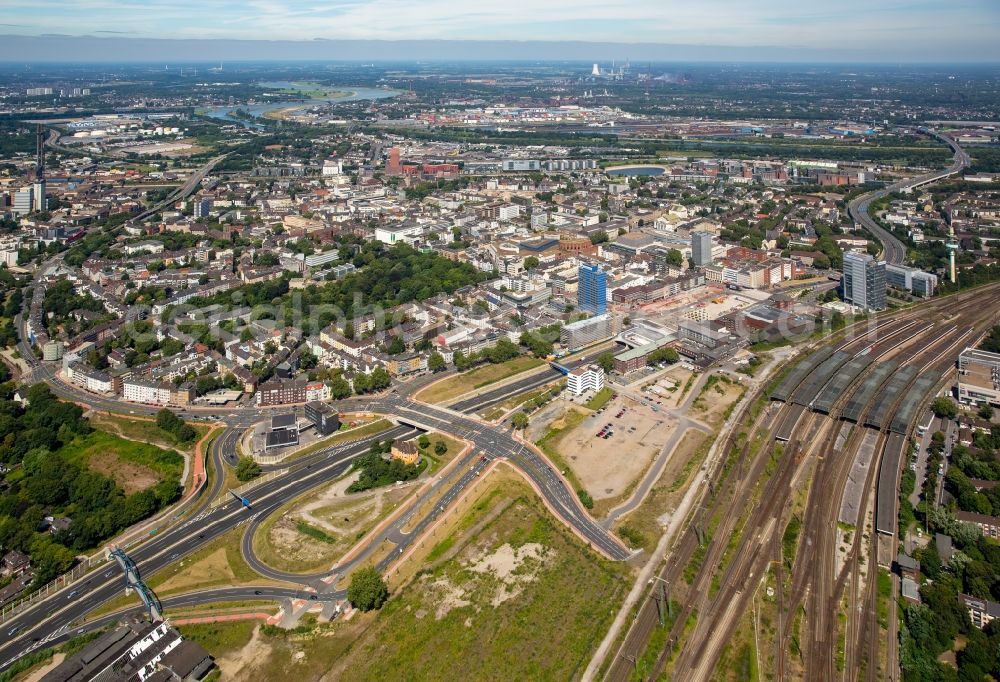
0 0 999 62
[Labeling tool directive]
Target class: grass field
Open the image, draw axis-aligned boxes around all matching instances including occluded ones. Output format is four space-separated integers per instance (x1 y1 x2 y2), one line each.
59 430 183 494
418 431 467 473
416 356 544 405
184 474 629 680
89 413 210 454
326 477 630 681
177 619 262 658
585 386 614 411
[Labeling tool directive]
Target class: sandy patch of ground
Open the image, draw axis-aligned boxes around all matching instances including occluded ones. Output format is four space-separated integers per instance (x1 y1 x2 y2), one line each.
427 577 473 619
424 540 551 620
88 452 160 494
156 548 236 595
555 394 676 501
691 375 745 428
215 624 273 679
524 399 569 443
468 542 549 606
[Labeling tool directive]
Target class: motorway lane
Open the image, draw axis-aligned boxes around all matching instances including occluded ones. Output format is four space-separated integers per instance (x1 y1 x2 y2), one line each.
380 397 631 560
448 346 613 414
0 428 411 670
239 426 420 584
848 129 970 265
240 430 488 585
5 585 332 668
7 317 626 669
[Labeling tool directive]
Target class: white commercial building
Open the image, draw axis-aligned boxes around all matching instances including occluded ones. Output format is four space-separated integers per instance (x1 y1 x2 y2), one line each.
122 378 172 406
958 348 1000 407
375 224 423 245
566 364 605 396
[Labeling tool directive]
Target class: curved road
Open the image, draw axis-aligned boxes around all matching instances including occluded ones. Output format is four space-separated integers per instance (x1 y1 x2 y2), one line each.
6 253 629 673
0 427 413 670
848 128 971 265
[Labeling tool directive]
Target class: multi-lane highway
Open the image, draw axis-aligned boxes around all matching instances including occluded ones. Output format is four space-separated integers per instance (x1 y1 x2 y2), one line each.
0 426 419 669
1 323 630 673
848 128 970 265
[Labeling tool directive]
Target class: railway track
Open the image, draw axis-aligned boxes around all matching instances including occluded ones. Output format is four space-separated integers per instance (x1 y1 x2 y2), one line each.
791 293 1000 681
602 284 1000 682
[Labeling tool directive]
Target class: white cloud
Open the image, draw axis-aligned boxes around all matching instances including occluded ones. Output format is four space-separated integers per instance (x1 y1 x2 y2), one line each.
2 0 998 53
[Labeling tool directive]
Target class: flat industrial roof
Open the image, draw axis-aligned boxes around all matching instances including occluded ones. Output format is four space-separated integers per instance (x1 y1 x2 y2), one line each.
790 351 851 407
876 432 907 535
265 429 299 449
614 337 675 362
842 361 898 423
771 346 835 403
890 375 940 435
960 347 1000 365
811 356 873 414
271 413 297 429
865 365 920 430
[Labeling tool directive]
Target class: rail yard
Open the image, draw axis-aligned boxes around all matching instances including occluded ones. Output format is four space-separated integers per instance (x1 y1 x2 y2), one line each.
604 284 1000 682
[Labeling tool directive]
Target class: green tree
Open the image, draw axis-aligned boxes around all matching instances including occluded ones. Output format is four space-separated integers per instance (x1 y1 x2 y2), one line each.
596 352 615 373
511 412 529 430
418 434 430 449
647 346 680 366
434 440 447 456
524 256 540 270
329 375 351 400
384 335 405 356
428 352 446 373
347 566 389 611
978 403 994 421
298 348 317 371
589 230 609 245
235 456 261 482
931 397 959 420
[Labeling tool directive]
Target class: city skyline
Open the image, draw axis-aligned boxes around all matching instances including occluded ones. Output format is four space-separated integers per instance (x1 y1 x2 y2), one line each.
0 0 998 62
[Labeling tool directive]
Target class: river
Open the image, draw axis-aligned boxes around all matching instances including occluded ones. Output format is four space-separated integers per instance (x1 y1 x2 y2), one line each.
204 85 400 127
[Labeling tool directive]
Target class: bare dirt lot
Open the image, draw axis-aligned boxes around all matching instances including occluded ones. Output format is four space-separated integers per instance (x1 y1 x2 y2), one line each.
88 451 161 494
553 394 677 501
690 374 746 429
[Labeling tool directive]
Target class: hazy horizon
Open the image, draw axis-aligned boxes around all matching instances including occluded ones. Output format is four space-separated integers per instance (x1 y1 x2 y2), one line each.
2 34 1000 65
0 0 998 63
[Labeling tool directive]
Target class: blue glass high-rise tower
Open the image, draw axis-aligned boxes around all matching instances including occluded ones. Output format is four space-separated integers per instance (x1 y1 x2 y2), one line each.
578 263 608 315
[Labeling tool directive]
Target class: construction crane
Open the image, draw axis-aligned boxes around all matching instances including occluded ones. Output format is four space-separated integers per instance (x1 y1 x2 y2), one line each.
108 547 162 622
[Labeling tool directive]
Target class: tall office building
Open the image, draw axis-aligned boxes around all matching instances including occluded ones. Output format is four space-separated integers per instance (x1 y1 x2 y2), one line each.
842 251 886 311
32 124 46 212
578 263 608 315
193 198 212 219
13 187 33 216
386 146 401 175
691 231 713 266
